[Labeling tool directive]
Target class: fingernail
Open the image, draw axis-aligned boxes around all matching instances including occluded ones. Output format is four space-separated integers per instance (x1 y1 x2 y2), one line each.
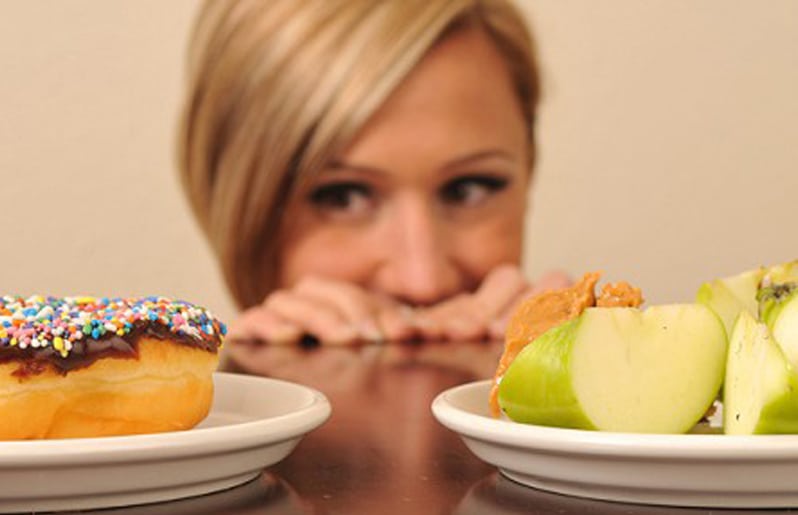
328 326 358 345
225 326 244 340
358 321 384 343
399 305 416 322
413 320 433 333
272 325 299 344
452 317 481 338
490 319 507 336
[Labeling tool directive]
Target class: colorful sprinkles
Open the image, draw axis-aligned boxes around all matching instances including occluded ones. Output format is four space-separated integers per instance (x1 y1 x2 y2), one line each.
0 296 227 358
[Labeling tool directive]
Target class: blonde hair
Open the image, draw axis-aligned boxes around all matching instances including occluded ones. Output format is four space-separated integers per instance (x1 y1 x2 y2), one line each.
179 0 540 309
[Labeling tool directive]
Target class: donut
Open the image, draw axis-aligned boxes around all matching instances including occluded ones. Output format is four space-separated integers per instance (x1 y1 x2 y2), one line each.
0 295 226 440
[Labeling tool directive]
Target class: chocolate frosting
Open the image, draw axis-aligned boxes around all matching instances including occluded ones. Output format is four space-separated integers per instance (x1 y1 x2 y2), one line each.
0 323 220 378
0 295 225 378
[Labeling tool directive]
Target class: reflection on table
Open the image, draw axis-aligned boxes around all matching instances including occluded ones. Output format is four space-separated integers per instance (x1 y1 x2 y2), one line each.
456 473 798 515
67 473 305 515
63 340 798 514
226 339 501 514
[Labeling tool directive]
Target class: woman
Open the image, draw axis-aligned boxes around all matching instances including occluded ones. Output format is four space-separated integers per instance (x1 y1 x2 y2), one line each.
178 0 568 361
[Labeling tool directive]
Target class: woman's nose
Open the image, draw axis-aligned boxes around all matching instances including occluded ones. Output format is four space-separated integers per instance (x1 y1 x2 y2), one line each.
372 198 461 306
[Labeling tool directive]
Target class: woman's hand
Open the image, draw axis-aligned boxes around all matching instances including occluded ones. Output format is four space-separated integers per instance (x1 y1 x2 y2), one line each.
225 276 417 347
412 265 571 341
225 266 571 370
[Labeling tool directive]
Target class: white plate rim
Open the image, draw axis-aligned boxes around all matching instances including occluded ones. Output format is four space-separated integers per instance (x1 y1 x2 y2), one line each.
435 380 798 508
432 380 798 459
0 372 331 465
0 372 332 512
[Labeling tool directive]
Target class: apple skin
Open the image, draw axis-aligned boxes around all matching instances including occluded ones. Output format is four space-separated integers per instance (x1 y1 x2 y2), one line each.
498 305 727 434
724 311 798 435
755 385 798 434
496 318 597 430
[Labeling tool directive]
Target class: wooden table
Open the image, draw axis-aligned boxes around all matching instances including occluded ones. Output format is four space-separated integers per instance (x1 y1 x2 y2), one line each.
74 341 798 514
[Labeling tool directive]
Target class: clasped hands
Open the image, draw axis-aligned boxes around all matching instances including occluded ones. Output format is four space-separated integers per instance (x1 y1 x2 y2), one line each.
227 265 569 347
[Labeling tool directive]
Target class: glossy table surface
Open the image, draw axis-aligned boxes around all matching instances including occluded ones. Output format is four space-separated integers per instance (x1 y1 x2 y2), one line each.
72 340 798 515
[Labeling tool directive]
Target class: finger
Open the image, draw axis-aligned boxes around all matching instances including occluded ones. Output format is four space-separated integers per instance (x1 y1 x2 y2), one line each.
488 270 573 339
226 307 303 344
264 290 359 345
441 315 489 341
488 316 509 341
421 265 528 341
474 264 530 318
409 302 449 341
489 286 538 340
414 295 488 342
528 270 572 295
368 293 423 341
294 276 383 342
376 303 420 342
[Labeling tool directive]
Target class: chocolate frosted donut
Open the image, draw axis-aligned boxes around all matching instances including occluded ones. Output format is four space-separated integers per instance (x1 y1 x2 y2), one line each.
0 295 226 439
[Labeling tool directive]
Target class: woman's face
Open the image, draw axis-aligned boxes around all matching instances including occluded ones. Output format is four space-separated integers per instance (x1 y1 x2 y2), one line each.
278 27 532 306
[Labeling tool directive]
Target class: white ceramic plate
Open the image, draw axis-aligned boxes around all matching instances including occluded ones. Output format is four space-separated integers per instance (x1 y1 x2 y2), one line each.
0 372 330 513
432 380 798 508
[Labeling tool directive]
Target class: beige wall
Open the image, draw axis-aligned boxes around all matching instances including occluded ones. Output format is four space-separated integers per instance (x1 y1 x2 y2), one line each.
1 1 796 324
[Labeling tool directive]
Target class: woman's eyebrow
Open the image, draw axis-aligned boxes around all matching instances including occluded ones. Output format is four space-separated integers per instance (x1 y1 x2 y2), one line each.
327 149 516 175
326 160 385 175
442 149 516 170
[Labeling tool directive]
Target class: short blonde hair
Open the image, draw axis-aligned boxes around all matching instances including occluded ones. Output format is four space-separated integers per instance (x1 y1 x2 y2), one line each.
179 0 540 309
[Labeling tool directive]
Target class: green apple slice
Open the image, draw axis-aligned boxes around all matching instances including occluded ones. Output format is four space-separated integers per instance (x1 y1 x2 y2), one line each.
758 261 798 324
761 289 798 370
724 311 798 434
761 260 798 288
696 266 765 337
498 304 727 433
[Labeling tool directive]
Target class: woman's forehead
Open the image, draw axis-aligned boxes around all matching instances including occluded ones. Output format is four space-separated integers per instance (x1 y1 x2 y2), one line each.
335 28 528 171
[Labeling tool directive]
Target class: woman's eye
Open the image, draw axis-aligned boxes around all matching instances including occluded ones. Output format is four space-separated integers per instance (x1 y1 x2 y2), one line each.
440 175 509 206
308 182 374 216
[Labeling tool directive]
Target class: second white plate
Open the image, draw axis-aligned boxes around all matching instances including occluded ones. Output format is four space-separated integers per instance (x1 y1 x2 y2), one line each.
432 380 798 508
0 372 331 513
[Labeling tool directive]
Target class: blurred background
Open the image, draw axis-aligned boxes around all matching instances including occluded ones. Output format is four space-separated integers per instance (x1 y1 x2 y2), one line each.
0 0 795 322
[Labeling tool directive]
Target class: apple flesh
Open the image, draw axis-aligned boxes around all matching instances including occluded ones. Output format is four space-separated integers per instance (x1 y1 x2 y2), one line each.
696 260 797 338
724 311 798 434
696 266 764 337
761 260 798 288
756 261 798 368
498 305 727 433
762 289 798 371
759 261 798 324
